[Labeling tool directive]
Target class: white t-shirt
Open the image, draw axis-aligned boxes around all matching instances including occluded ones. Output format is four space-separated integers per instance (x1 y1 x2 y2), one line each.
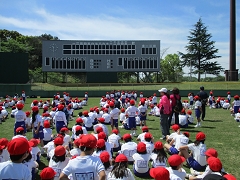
0 149 10 163
138 105 147 113
150 153 167 168
23 159 38 173
110 108 120 119
187 115 194 123
194 100 202 109
0 161 31 180
108 134 121 148
102 113 111 123
119 113 126 122
31 114 43 127
144 141 154 154
63 134 71 147
178 115 188 126
31 146 41 161
120 142 137 162
70 148 81 156
94 124 109 135
43 128 52 141
152 96 157 104
222 102 230 109
132 153 150 173
187 143 207 166
107 168 135 180
137 132 146 142
14 110 26 122
233 100 240 106
62 155 105 180
54 111 67 125
12 135 28 140
166 167 186 180
83 117 93 128
44 141 54 157
49 157 70 180
188 95 193 102
126 106 139 117
72 125 88 139
173 134 189 151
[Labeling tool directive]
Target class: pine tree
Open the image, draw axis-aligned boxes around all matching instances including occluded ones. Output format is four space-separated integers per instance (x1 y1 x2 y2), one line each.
179 18 223 82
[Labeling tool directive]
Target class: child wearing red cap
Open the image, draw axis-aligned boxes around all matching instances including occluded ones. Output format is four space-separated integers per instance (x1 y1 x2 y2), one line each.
107 154 135 180
178 108 188 128
137 126 149 142
187 110 194 124
138 99 148 129
110 102 121 130
94 117 109 135
25 111 31 131
14 103 27 135
194 96 202 128
43 120 53 145
49 146 70 179
99 151 112 178
107 129 121 152
59 127 71 148
202 157 224 179
166 154 186 180
125 100 140 136
10 106 17 118
22 151 39 180
71 117 87 141
29 138 41 164
208 93 213 109
53 104 67 133
150 141 167 168
101 108 111 124
132 142 151 178
179 132 207 171
40 167 56 180
82 110 94 131
119 108 126 123
0 138 31 179
143 133 154 154
60 134 106 180
232 95 240 115
150 167 173 180
188 92 194 110
119 134 137 163
92 139 111 158
70 138 81 156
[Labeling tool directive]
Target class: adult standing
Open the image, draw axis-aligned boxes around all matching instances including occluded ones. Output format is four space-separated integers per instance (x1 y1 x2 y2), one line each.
158 88 171 140
197 86 208 121
169 87 181 126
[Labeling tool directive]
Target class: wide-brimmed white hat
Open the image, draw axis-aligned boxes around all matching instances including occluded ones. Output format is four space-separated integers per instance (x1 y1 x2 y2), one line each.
158 88 168 93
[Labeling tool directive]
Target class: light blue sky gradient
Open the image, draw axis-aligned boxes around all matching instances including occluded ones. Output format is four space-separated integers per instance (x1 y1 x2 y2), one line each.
0 0 239 77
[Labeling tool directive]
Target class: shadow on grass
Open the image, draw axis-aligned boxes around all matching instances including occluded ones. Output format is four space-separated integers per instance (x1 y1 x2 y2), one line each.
148 127 159 130
183 129 201 133
147 119 155 121
203 120 223 122
201 126 216 129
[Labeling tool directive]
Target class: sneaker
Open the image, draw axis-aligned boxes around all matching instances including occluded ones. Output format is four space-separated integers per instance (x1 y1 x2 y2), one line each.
160 137 166 140
140 126 142 129
118 125 124 129
190 168 200 176
194 124 199 128
133 133 138 137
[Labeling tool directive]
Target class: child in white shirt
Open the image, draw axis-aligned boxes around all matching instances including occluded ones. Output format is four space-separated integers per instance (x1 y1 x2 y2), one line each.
194 96 202 128
43 120 53 145
187 110 194 124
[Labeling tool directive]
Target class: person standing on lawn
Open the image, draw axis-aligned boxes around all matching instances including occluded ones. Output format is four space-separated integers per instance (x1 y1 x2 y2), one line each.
197 86 208 121
169 87 181 126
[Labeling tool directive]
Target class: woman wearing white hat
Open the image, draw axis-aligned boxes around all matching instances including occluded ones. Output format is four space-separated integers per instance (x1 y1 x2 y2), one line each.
158 88 171 140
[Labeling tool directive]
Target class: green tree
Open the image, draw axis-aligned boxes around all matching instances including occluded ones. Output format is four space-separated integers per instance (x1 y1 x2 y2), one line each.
179 18 223 82
159 54 183 82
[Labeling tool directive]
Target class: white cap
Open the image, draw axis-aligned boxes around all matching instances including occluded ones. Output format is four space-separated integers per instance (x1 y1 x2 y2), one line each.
158 88 168 93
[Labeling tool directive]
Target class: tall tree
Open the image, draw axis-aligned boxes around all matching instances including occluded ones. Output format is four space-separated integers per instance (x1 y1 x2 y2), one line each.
179 18 223 82
159 54 183 82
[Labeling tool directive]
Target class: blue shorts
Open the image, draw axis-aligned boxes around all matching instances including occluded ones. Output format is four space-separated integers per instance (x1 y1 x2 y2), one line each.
33 126 44 139
234 106 240 114
134 167 150 178
122 98 125 104
209 100 212 105
140 112 146 121
180 123 188 128
187 157 206 171
14 121 26 135
84 125 93 131
169 146 179 155
56 121 66 133
123 123 131 130
190 101 193 105
128 117 136 129
195 109 201 118
111 119 118 128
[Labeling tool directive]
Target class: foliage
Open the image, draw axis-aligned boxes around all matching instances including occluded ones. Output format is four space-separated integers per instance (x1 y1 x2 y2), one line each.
159 54 183 82
179 18 223 82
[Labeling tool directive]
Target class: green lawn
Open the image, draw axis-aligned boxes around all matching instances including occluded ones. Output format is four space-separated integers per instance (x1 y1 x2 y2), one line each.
1 97 239 179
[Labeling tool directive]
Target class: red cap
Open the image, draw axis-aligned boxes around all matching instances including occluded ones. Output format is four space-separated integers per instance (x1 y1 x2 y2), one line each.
137 142 146 153
112 129 119 134
100 151 110 163
144 132 152 139
83 110 89 116
183 132 190 138
8 138 30 155
32 106 39 112
123 134 132 141
75 126 82 131
40 167 56 179
0 138 9 148
187 110 192 115
109 102 114 107
130 99 135 105
57 104 64 110
73 138 81 147
115 154 128 162
196 132 206 141
80 134 97 148
171 124 180 131
98 117 105 123
142 126 149 132
0 145 5 150
181 108 185 114
121 108 125 112
224 174 237 180
16 127 24 133
43 121 50 128
154 141 163 150
97 139 105 148
60 127 69 132
207 157 222 172
168 154 185 167
43 106 49 110
150 167 170 180
25 111 31 116
194 95 199 100
205 148 218 158
54 137 64 145
54 145 66 156
33 100 38 104
16 103 24 110
29 138 40 147
96 127 103 133
76 117 83 123
98 132 106 140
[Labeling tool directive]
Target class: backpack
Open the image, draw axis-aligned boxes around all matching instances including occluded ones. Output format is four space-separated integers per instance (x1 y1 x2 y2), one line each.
173 95 183 113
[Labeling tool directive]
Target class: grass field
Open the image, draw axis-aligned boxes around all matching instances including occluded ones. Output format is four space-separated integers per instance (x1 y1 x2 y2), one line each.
31 82 240 91
1 97 239 179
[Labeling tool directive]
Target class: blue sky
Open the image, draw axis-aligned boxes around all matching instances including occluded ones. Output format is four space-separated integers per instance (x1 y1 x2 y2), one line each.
0 0 239 77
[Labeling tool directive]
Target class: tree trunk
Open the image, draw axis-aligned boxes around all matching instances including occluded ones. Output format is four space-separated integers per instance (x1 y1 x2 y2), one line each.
198 59 201 82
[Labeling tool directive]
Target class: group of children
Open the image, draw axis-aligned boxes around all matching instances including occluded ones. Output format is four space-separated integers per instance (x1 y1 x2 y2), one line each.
0 90 238 180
